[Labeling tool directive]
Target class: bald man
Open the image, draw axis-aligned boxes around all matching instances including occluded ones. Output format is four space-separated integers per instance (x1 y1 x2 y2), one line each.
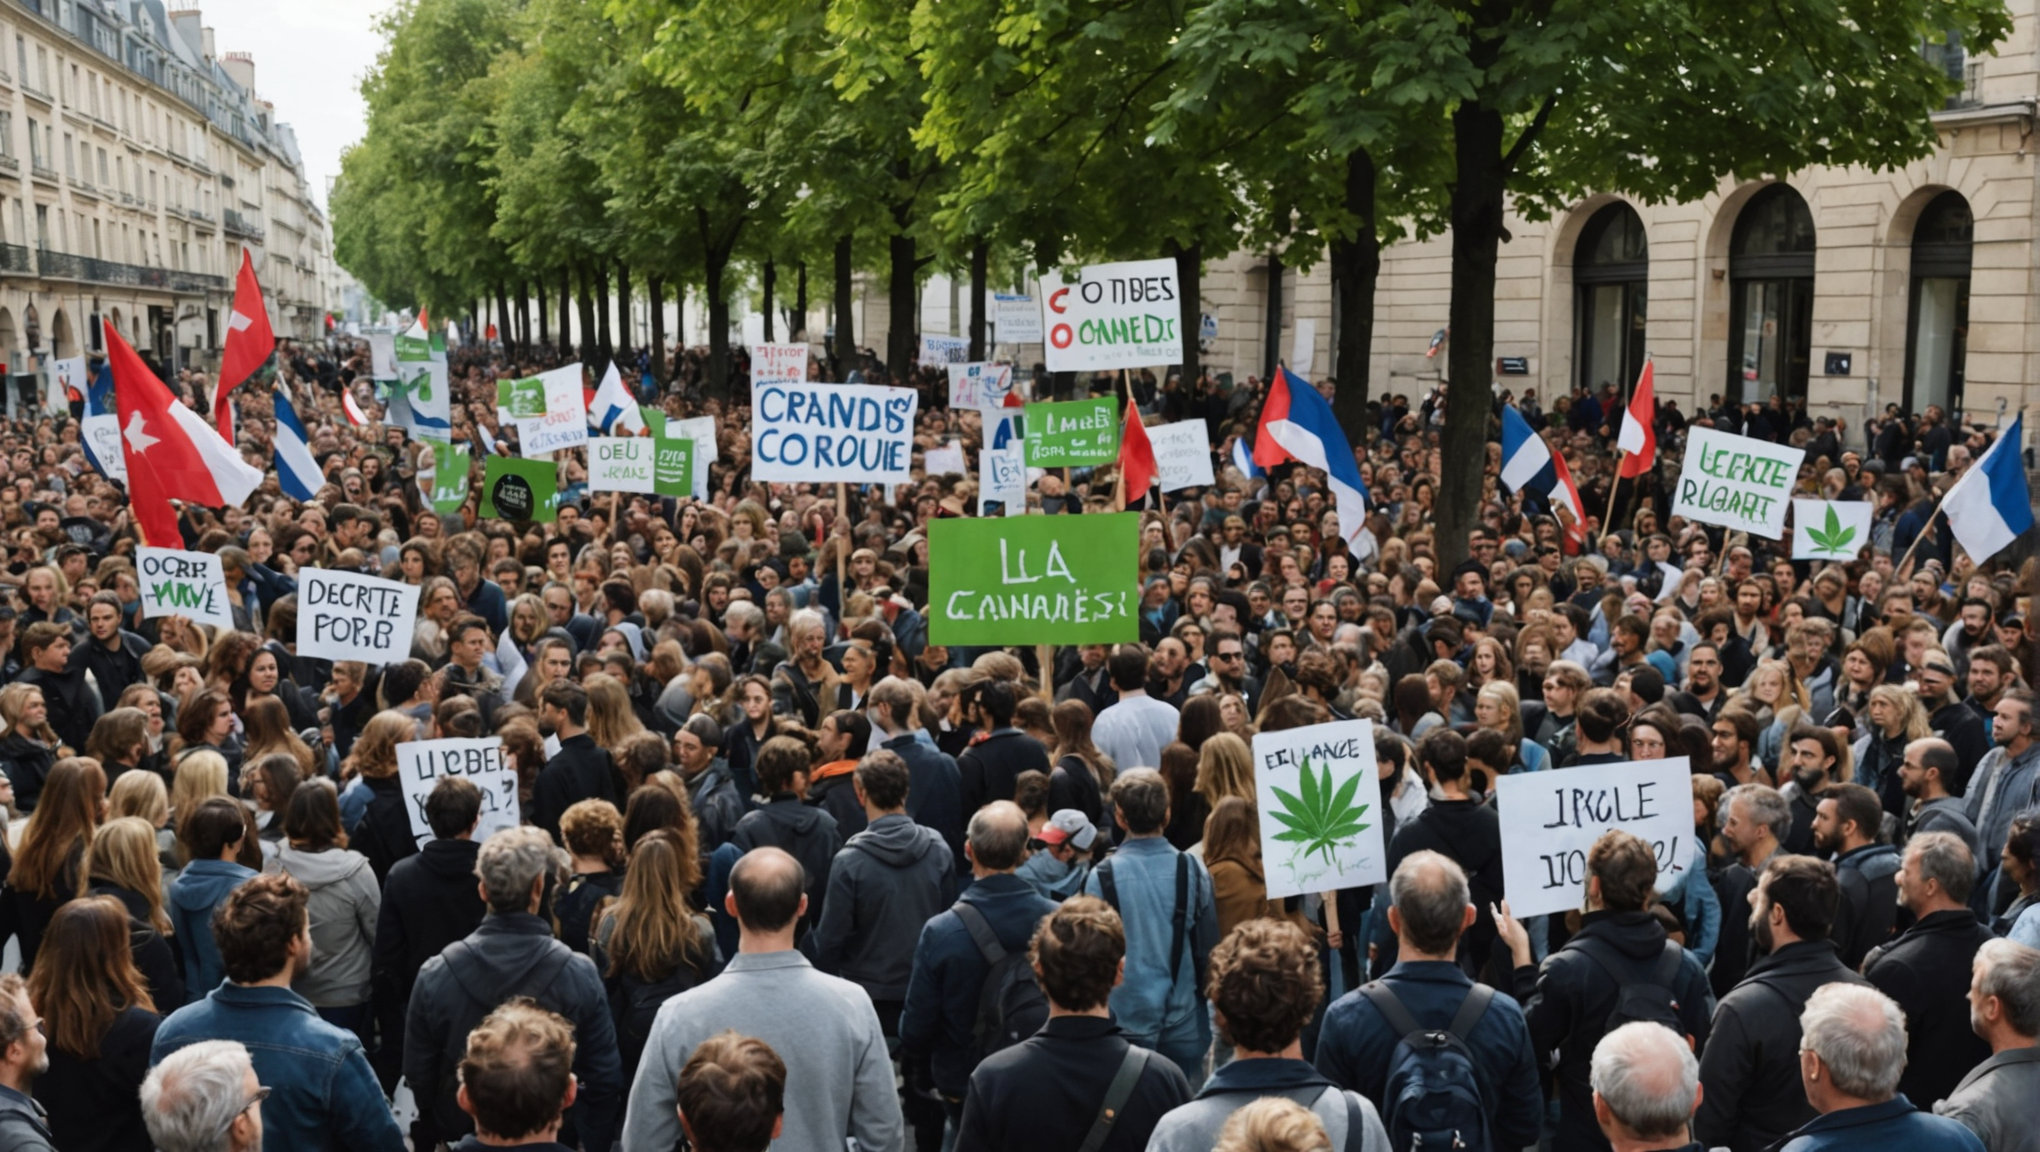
1593 1022 1704 1152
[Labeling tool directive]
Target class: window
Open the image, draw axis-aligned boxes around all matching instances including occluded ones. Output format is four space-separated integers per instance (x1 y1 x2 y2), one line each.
32 204 45 250
61 132 71 178
1905 191 1972 416
33 47 45 94
1573 202 1648 395
26 118 40 168
95 147 105 187
1727 184 1816 403
0 112 12 159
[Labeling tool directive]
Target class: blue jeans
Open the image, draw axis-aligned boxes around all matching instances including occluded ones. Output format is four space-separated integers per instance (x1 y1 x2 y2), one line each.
1146 1009 1211 1092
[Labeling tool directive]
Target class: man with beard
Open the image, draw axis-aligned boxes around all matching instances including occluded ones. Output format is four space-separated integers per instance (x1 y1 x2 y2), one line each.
1969 690 2040 913
1709 708 1765 790
1145 637 1195 710
1918 651 1991 796
1187 629 1259 713
1709 784 1790 997
1695 856 1869 1152
0 974 49 1150
1054 644 1111 713
1863 831 1994 1109
1901 738 1981 862
1787 618 1840 722
1779 725 1843 856
1963 645 2014 723
1816 782 1902 972
1670 642 1728 723
1944 597 1997 679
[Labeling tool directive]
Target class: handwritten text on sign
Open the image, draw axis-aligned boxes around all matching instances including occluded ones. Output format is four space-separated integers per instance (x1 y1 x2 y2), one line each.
396 737 519 847
1023 398 1120 466
1494 757 1695 918
1253 720 1388 899
137 547 234 632
750 383 919 485
751 342 809 384
947 362 1016 410
927 512 1139 645
1671 427 1803 539
297 569 421 665
1146 421 1216 491
1039 258 1183 372
588 437 657 494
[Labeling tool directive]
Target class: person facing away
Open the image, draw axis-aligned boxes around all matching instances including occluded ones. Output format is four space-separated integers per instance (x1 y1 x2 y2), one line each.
621 846 902 1152
149 873 404 1152
1089 645 1181 772
1933 938 2040 1152
1590 1022 1709 1152
139 1041 264 1152
449 1000 583 1152
953 896 1192 1152
369 775 487 1094
675 1031 787 1152
1378 729 1506 977
1862 831 1995 1109
27 895 163 1152
728 735 842 937
1776 983 1984 1152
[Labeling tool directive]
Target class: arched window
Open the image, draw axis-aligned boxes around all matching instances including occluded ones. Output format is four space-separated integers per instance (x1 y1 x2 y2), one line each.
1727 184 1816 403
1574 202 1648 394
1905 191 1970 416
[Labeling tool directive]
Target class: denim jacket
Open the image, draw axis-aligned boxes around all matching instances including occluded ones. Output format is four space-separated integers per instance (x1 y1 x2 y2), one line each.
152 983 405 1152
1082 836 1219 1045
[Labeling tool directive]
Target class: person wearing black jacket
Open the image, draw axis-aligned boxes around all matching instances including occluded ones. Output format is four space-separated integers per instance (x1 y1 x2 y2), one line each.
730 736 842 938
957 679 1051 815
17 624 98 757
370 777 486 1094
1818 783 1903 971
531 681 624 844
70 593 147 713
1862 830 1995 1109
1379 730 1503 977
870 677 968 874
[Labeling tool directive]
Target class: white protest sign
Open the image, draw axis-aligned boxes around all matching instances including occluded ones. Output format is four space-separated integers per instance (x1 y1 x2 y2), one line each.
981 447 1027 514
588 437 657 494
1253 719 1389 899
995 293 1042 344
370 332 398 380
752 342 809 384
675 415 716 498
82 414 124 481
1791 499 1874 561
136 547 233 631
1040 258 1184 373
919 334 969 365
1147 421 1215 492
513 364 589 456
1671 426 1802 539
925 440 967 477
1494 757 1696 918
946 362 1016 410
751 382 919 486
1292 319 1317 375
49 356 86 412
298 568 421 665
396 737 519 847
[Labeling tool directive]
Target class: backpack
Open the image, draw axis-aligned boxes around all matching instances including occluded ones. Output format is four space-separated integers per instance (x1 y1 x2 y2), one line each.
1094 852 1195 992
952 901 1049 1061
1566 936 1687 1036
1360 981 1495 1152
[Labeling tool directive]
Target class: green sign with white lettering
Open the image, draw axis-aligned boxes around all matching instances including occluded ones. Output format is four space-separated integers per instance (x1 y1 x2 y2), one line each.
496 376 546 418
654 438 695 498
482 456 557 523
927 512 1140 645
429 442 471 514
1023 398 1119 467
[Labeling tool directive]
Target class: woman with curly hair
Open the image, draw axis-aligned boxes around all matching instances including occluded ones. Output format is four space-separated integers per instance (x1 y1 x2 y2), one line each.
342 710 425 885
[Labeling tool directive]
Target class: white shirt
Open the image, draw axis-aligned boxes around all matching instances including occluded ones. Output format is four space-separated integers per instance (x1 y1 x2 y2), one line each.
1091 690 1181 772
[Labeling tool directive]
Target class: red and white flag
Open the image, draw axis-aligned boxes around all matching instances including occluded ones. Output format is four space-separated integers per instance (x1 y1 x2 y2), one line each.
215 248 275 445
108 319 262 548
341 386 369 427
1119 401 1157 502
1548 446 1589 551
1617 358 1656 479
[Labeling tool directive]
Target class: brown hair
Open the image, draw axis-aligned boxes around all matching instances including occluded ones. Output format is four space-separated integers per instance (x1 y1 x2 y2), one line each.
676 1031 786 1152
1029 895 1124 1013
344 711 418 780
1207 918 1324 1055
458 1000 578 1141
215 872 308 984
173 688 233 755
1588 828 1659 912
283 777 349 852
754 736 810 795
28 896 154 1058
84 707 151 768
595 829 706 983
1202 796 1263 876
559 799 624 869
13 757 104 899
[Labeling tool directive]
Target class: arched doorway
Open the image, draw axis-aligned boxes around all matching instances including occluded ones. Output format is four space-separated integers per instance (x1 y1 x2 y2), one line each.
1727 184 1816 403
1904 191 1970 416
1573 201 1648 394
49 308 73 358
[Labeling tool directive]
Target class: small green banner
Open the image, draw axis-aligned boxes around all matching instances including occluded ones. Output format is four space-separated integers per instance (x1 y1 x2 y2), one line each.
640 406 666 437
654 438 695 498
496 376 546 418
927 511 1140 646
1023 398 1119 466
482 456 557 522
430 441 471 514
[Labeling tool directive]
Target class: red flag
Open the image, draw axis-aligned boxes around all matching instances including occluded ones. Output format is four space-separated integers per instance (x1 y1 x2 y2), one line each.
109 320 263 547
215 249 274 445
1617 358 1657 479
1120 402 1157 501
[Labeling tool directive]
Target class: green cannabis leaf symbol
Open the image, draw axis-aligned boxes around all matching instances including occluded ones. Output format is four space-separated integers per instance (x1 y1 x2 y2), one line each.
1268 757 1372 867
1804 504 1857 557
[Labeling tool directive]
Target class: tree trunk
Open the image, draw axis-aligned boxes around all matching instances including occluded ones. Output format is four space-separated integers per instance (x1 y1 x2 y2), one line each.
1172 240 1201 391
560 268 574 357
536 275 549 351
1439 101 1508 577
575 266 596 364
794 261 808 342
833 233 855 377
615 264 631 356
648 275 666 386
887 226 916 375
1330 148 1380 448
706 251 731 400
763 258 777 343
968 239 988 361
594 267 613 362
1263 253 1283 379
516 280 531 358
494 284 511 354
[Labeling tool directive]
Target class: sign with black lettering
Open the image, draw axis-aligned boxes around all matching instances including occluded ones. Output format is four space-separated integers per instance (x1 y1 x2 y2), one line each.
396 737 519 847
1252 719 1388 899
136 546 233 632
1494 757 1695 917
298 568 421 665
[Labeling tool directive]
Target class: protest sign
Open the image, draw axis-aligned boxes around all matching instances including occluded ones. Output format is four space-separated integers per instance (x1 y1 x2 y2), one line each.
1671 426 1802 539
946 362 1017 410
49 356 86 412
1253 720 1388 899
980 447 1027 515
674 415 715 495
589 437 657 494
1023 398 1119 466
397 737 519 847
512 365 589 455
751 342 809 384
751 382 919 485
925 440 967 477
1494 757 1695 918
82 415 123 482
1039 258 1184 372
927 512 1139 645
1791 499 1873 560
370 332 398 380
654 438 695 498
919 334 969 364
496 375 546 418
482 456 559 522
136 547 233 632
1147 421 1215 491
391 320 451 441
429 442 471 514
299 569 420 664
995 293 1042 343
640 406 666 437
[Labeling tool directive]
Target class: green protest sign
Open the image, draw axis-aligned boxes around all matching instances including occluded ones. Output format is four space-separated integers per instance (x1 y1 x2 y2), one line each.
496 376 546 419
1023 398 1119 466
654 438 695 498
927 511 1139 645
482 456 557 522
640 406 666 437
430 442 471 514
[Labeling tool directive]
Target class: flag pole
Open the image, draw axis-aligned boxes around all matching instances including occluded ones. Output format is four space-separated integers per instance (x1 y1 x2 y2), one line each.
1891 491 1952 580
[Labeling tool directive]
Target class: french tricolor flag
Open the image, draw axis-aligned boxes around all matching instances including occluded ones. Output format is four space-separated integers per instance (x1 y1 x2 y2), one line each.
1501 404 1587 548
1252 367 1368 541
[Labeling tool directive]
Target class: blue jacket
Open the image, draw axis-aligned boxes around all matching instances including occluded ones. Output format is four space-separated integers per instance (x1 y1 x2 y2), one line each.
1315 961 1543 1151
1082 836 1219 1047
883 733 967 878
899 872 1059 1096
167 860 258 1005
1779 1096 1984 1152
152 983 405 1152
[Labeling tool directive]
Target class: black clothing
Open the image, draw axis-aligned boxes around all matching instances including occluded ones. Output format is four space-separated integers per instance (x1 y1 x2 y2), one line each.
18 663 100 757
956 1015 1193 1152
1709 860 1763 998
531 734 625 843
1048 753 1106 831
1382 799 1503 976
556 871 623 955
957 728 1051 815
1927 700 1990 797
1834 842 1903 972
1862 908 1996 1108
350 773 419 888
1695 940 1871 1152
88 882 185 1010
0 736 56 815
730 794 842 935
68 630 149 712
881 734 967 876
36 1004 158 1152
370 837 486 1092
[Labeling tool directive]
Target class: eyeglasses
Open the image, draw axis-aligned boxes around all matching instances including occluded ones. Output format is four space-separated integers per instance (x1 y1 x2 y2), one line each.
216 1087 270 1139
1215 651 1243 662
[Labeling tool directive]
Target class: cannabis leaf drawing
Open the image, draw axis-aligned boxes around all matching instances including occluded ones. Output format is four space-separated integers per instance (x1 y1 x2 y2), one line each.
1268 758 1371 867
1804 504 1858 557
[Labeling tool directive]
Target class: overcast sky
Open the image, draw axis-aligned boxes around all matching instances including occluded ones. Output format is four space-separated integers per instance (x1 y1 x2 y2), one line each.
196 0 392 208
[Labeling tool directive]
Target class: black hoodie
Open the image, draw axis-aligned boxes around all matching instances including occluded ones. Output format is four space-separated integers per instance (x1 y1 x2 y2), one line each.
730 795 842 937
374 838 487 1005
806 814 956 1000
1381 798 1504 976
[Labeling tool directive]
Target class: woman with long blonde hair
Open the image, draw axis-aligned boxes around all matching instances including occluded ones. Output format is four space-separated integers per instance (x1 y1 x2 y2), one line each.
109 768 177 876
0 682 63 813
168 749 229 855
585 673 647 756
26 896 161 1152
86 815 185 1007
1193 732 1256 812
590 828 713 1084
12 757 106 972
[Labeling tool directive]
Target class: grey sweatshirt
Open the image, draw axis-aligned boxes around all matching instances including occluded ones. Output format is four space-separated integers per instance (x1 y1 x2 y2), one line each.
266 844 380 1007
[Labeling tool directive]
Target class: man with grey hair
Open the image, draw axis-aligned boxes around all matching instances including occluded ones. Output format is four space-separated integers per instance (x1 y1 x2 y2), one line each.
405 826 621 1152
1864 831 1995 1108
0 973 50 1151
141 1041 262 1152
1592 1023 1703 1152
1781 983 1983 1152
1936 939 2040 1152
1713 782 1792 996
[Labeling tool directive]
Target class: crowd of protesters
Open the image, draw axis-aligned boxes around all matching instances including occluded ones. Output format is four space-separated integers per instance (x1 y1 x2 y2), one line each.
0 325 2020 1152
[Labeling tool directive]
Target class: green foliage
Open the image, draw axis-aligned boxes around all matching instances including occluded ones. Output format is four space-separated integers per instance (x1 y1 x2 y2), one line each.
1268 758 1371 868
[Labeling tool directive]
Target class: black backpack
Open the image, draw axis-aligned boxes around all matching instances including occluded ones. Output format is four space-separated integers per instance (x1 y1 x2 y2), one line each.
952 901 1049 1061
1362 981 1495 1152
1566 936 1688 1036
1094 852 1195 993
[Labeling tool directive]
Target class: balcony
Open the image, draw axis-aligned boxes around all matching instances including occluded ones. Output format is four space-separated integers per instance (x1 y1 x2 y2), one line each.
29 163 56 183
223 208 262 241
37 250 225 292
0 245 30 274
20 84 50 106
0 156 17 173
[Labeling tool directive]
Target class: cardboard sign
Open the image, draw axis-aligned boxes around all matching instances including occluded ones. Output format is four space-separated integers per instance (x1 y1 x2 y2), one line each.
981 447 1027 514
397 737 519 847
369 332 398 380
1253 720 1389 899
136 547 233 632
927 512 1140 646
82 414 124 482
1039 258 1183 372
947 362 1016 410
752 342 809 384
995 293 1042 344
1791 499 1873 560
482 456 559 522
1023 398 1119 466
512 365 589 455
49 356 86 411
925 440 967 477
430 442 471 514
655 438 695 498
1147 421 1215 491
919 334 969 365
751 382 919 485
1494 757 1696 918
673 415 715 498
1672 426 1803 539
589 437 657 494
298 569 420 665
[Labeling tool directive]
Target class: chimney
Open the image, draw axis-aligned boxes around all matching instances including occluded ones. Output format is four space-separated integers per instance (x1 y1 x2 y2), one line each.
167 9 203 58
220 50 253 94
202 26 215 62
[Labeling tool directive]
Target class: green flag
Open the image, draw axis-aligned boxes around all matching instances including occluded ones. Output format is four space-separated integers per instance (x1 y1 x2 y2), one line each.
496 376 546 419
654 438 695 498
429 442 471 514
1023 398 1119 466
927 512 1140 645
482 456 558 522
640 406 667 437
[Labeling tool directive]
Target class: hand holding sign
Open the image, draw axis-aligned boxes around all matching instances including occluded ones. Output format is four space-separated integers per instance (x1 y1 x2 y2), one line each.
137 547 234 632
